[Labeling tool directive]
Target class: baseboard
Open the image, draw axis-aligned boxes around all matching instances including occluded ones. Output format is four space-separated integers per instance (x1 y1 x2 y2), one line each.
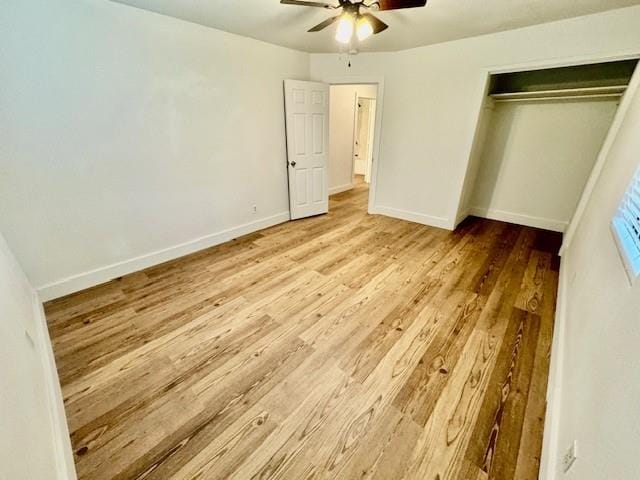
538 259 568 480
469 207 568 233
32 293 77 479
37 211 291 301
454 207 472 228
372 205 451 230
329 183 353 195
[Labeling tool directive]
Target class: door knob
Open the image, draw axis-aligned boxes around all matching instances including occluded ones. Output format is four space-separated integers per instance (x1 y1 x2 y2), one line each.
290 161 297 167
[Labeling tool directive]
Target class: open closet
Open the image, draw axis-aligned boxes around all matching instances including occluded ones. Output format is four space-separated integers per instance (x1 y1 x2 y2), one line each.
458 59 639 232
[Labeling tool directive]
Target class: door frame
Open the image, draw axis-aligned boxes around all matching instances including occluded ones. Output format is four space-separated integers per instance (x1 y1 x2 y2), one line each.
325 76 385 215
363 97 377 183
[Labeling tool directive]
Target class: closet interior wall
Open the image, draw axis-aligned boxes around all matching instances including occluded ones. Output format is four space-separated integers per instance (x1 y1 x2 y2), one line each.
469 96 618 232
459 60 637 233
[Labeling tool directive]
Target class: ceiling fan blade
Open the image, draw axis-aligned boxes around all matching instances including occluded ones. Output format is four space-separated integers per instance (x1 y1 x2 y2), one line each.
308 15 341 32
370 0 427 10
280 0 332 8
361 13 388 34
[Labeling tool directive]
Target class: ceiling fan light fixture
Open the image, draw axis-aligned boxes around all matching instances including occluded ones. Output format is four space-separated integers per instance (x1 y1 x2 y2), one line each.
356 15 373 41
282 0 425 45
335 14 354 44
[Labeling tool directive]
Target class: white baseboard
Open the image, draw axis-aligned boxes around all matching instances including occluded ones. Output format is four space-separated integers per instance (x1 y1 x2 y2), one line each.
372 205 451 230
454 207 472 228
329 183 354 195
37 211 291 301
469 207 568 232
32 293 77 479
539 259 568 480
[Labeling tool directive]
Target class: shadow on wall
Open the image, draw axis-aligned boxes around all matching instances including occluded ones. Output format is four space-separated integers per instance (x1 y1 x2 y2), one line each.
476 102 516 210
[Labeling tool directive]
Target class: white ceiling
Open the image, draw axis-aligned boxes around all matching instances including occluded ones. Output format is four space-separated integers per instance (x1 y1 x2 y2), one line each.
110 0 640 53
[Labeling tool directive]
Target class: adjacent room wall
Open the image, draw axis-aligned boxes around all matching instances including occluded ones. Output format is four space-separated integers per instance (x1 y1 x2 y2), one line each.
328 84 377 194
469 98 619 232
547 72 640 480
310 6 640 229
0 231 76 480
0 0 309 300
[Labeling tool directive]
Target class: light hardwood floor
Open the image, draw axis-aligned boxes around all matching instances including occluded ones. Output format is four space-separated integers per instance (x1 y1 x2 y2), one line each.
45 180 560 480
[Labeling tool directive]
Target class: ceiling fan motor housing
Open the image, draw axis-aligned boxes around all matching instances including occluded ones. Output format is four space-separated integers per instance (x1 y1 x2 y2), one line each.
280 0 428 39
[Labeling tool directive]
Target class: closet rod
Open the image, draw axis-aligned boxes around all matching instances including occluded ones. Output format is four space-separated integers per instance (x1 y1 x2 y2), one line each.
493 93 624 103
490 85 627 102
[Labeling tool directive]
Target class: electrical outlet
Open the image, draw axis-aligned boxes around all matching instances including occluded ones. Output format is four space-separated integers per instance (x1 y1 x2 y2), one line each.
252 205 257 214
562 440 577 473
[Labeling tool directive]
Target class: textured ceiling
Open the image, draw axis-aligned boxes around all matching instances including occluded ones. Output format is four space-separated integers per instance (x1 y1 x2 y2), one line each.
110 0 640 53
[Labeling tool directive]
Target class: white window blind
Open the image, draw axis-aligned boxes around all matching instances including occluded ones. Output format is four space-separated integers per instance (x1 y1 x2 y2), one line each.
612 166 640 283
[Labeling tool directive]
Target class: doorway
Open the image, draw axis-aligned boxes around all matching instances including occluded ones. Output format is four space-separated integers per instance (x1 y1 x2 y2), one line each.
328 83 379 211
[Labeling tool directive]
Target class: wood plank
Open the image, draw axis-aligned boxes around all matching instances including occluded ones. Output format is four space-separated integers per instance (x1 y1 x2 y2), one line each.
513 268 558 480
465 308 541 477
515 250 551 314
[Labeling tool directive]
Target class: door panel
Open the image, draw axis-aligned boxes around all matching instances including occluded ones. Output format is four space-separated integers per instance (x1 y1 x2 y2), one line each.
284 80 329 220
293 114 306 155
313 168 324 203
312 114 324 154
295 169 308 206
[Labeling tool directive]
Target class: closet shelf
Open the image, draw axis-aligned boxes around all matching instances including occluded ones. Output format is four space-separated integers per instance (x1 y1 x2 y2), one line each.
490 85 627 102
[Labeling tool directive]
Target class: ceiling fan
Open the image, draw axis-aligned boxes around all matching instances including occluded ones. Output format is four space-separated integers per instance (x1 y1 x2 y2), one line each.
280 0 427 44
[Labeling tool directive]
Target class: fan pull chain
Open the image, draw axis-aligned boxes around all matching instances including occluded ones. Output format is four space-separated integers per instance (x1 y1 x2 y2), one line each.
337 49 356 69
347 51 356 68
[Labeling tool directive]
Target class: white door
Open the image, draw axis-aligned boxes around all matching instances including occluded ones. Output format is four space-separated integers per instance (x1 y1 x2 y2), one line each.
284 80 329 220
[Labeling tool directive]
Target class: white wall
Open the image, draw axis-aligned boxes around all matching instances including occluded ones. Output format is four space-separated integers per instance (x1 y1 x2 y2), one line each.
310 6 640 229
328 84 377 194
546 72 640 480
0 231 75 480
469 98 619 232
0 0 309 300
